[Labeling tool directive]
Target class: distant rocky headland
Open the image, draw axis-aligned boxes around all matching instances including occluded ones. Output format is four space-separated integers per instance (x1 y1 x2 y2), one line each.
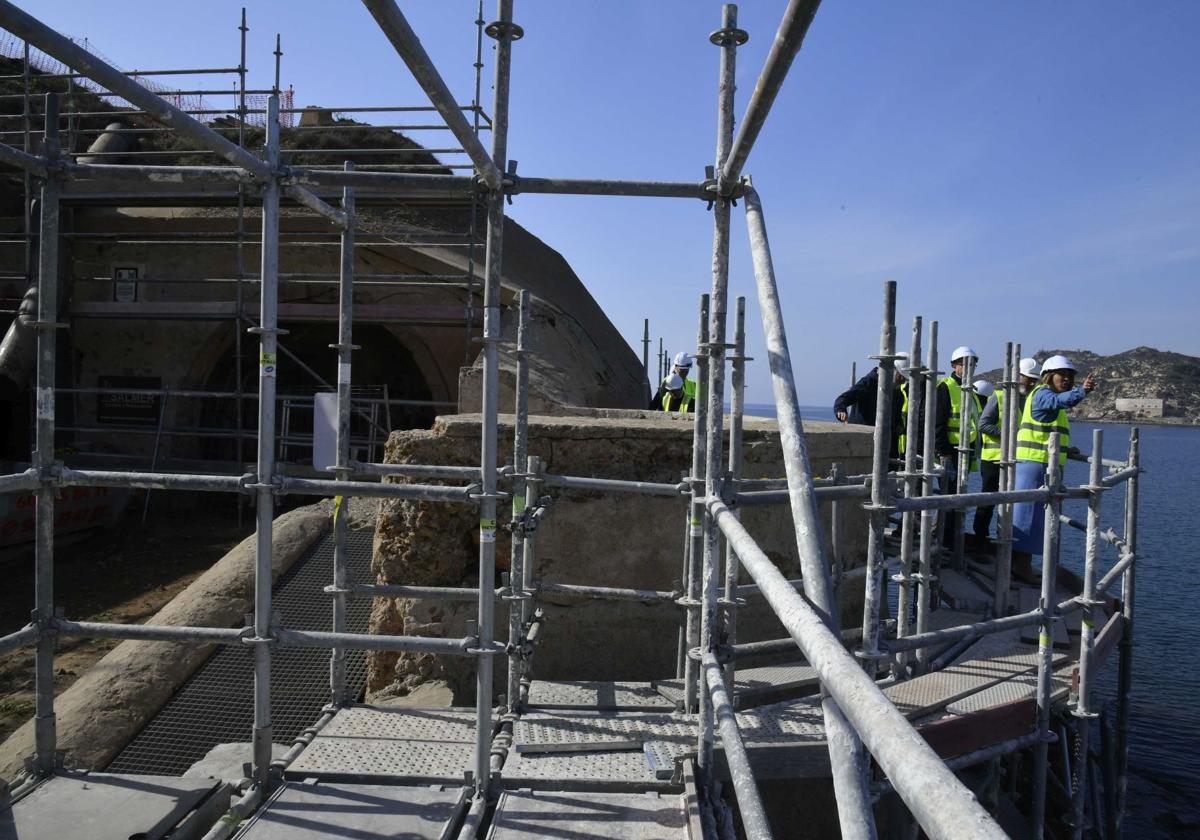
980 346 1200 426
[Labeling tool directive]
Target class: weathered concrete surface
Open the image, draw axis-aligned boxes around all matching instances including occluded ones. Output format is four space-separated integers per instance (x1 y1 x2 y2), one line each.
0 507 328 783
369 412 872 703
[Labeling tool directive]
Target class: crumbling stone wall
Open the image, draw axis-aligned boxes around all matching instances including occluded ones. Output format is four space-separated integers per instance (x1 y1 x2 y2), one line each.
369 411 872 704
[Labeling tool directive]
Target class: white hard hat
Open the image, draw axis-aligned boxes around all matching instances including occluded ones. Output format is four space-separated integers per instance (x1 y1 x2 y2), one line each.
972 379 994 397
1019 357 1040 378
673 351 693 368
1040 354 1076 374
665 372 685 390
950 345 979 363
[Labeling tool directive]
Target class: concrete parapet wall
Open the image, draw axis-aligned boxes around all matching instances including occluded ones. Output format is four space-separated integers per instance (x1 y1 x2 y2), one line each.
369 411 872 703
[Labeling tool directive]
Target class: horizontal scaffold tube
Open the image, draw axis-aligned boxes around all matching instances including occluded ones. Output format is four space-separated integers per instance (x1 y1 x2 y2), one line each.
52 618 248 644
0 624 39 656
352 462 481 480
510 177 716 199
884 609 1043 654
730 625 865 659
0 140 48 176
1101 466 1140 488
871 730 1045 803
894 486 1055 512
277 475 477 502
59 467 248 494
274 628 485 655
735 484 870 505
737 474 870 491
1096 552 1136 596
287 167 475 195
66 162 254 185
540 472 687 497
344 582 486 602
708 498 1006 839
537 581 678 603
703 653 773 839
0 468 41 494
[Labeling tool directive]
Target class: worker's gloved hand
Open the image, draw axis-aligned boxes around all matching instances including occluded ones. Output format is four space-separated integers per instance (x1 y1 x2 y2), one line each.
836 410 848 422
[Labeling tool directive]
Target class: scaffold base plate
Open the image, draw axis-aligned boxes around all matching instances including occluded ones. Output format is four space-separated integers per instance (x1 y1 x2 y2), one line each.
235 781 468 840
486 790 686 839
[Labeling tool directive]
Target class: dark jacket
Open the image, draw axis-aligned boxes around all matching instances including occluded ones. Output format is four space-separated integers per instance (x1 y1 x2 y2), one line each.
833 368 903 456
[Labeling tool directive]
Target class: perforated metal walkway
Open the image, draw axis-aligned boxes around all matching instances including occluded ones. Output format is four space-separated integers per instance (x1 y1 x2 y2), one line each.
107 526 374 775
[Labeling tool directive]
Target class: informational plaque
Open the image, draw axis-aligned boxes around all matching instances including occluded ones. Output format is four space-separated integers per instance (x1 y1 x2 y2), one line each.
113 266 139 303
97 375 161 426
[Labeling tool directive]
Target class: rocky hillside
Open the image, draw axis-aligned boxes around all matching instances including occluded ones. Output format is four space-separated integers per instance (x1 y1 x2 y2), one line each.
980 346 1200 425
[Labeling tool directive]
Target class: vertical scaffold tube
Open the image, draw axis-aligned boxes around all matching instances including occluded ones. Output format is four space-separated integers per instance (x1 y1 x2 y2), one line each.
914 322 940 670
723 296 747 691
329 161 355 707
474 0 517 796
953 357 976 570
894 316 923 673
1031 432 1064 838
506 289 530 712
743 185 876 840
1071 429 1104 840
859 282 897 667
683 294 709 714
32 93 59 776
992 342 1015 616
1115 428 1138 822
251 95 282 787
698 1 740 775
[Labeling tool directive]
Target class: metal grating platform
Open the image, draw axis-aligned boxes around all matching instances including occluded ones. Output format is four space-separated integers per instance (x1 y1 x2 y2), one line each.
526 680 675 711
486 790 686 839
234 781 468 840
285 706 480 784
107 527 374 775
653 661 820 707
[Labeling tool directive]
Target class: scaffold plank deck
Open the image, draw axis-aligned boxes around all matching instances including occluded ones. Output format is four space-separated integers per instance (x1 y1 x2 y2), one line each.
486 790 686 839
236 781 468 840
526 680 675 711
1 772 227 840
882 648 1060 718
652 662 819 707
285 706 481 784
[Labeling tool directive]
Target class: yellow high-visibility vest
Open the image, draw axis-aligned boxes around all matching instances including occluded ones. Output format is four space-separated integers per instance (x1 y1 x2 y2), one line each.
980 391 1004 463
1016 384 1070 466
660 391 693 413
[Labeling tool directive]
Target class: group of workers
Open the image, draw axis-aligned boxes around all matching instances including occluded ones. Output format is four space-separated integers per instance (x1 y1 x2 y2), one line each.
834 346 1096 582
650 343 1097 586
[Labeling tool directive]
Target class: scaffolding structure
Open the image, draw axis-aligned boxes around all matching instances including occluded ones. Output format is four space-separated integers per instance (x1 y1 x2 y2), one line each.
0 6 486 478
0 2 1143 839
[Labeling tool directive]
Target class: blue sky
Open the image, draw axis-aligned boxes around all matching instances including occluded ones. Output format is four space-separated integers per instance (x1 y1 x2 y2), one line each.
16 1 1200 403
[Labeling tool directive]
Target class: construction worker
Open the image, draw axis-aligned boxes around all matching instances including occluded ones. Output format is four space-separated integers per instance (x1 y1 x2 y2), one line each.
649 351 697 409
658 372 694 413
1010 355 1097 583
934 346 980 547
833 354 906 457
974 357 1041 545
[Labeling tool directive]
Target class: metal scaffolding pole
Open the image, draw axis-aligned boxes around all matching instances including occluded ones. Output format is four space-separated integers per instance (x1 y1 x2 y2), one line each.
1031 432 1064 838
329 161 356 707
683 294 709 714
1115 428 1138 824
723 296 747 691
1071 429 1105 839
914 321 940 671
249 95 283 788
743 185 876 840
859 281 897 667
698 1 741 777
993 342 1017 616
952 356 976 569
893 316 923 673
506 289 531 712
32 93 60 777
470 0 517 796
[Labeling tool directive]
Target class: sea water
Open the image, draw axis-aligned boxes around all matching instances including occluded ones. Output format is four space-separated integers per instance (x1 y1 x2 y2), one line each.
739 404 1200 837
